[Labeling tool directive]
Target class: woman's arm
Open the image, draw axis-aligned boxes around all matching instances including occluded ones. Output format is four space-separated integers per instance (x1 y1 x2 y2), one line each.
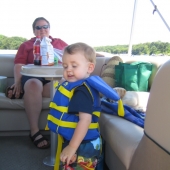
14 64 24 84
11 64 24 96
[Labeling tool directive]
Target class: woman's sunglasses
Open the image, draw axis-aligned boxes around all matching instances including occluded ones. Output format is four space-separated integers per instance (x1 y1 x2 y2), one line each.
35 25 49 30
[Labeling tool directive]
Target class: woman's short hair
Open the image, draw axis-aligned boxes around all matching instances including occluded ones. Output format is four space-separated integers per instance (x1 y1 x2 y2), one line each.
32 17 50 31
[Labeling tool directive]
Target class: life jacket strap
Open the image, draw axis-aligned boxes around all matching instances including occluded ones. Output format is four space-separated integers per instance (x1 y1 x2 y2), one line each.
118 99 125 117
48 114 99 129
50 101 100 118
45 124 49 130
54 134 63 170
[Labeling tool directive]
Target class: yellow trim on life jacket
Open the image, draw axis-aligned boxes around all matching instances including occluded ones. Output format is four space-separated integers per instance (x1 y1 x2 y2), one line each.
54 81 59 88
45 124 49 130
93 111 100 117
49 102 68 113
118 99 125 117
58 85 74 99
83 83 94 101
50 101 100 118
48 114 99 129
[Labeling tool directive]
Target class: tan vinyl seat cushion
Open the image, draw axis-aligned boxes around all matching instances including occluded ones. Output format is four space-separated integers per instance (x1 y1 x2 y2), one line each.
145 60 170 153
101 56 123 88
99 113 144 169
0 93 51 109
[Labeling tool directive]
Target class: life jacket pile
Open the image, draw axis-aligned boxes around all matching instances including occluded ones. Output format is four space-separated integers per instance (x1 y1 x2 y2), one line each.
101 97 145 128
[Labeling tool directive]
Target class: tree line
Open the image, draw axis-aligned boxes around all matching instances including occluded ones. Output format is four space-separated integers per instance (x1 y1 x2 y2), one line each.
94 41 170 56
0 34 170 56
0 35 27 50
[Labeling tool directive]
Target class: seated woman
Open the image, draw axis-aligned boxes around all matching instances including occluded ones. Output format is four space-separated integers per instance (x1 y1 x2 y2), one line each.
6 17 68 149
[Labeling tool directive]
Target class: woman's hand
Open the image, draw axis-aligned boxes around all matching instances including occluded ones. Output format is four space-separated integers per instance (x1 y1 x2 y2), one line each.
12 82 23 98
11 63 24 98
7 82 23 99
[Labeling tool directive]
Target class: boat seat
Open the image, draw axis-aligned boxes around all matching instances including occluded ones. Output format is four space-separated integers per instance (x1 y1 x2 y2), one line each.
129 59 170 170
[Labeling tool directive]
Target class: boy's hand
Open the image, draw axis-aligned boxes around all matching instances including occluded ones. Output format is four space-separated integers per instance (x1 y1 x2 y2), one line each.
60 145 77 165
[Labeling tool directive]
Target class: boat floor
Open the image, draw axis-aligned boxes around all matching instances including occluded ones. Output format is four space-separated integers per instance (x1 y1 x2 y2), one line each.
0 135 109 170
0 135 53 170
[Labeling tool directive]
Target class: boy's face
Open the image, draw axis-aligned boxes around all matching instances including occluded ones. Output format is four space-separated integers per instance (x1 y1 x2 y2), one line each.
62 52 94 82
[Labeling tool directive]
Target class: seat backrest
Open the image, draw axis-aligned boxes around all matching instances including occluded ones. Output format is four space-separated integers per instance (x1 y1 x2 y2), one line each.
129 59 170 170
145 59 170 154
0 54 15 86
92 56 110 76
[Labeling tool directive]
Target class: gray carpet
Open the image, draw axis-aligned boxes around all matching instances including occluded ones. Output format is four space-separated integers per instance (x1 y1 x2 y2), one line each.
0 136 109 170
0 136 53 170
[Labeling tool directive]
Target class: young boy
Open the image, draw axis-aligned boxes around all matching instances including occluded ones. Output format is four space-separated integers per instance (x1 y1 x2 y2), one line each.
60 42 100 169
47 42 122 170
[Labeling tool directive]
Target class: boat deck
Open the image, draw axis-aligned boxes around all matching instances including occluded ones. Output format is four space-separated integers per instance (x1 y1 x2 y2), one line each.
0 135 109 170
0 135 53 170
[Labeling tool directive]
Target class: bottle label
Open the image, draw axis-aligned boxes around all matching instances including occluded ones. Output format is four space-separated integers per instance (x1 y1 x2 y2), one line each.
33 45 40 54
40 37 54 66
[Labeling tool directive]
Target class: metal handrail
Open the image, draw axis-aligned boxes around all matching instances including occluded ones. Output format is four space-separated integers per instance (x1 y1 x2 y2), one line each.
128 0 170 56
150 0 170 32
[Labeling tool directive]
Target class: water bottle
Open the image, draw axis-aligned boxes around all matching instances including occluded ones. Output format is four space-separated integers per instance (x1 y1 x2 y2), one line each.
33 36 41 65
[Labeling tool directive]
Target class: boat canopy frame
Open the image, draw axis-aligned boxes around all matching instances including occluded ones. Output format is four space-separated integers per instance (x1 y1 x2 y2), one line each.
128 0 170 56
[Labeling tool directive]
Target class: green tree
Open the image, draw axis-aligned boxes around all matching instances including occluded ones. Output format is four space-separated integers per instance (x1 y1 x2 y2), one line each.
94 41 170 56
0 34 170 56
0 34 27 49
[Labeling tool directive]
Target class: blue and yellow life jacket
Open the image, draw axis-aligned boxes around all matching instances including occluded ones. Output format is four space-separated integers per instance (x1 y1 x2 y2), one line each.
46 75 124 170
48 77 101 141
47 75 124 139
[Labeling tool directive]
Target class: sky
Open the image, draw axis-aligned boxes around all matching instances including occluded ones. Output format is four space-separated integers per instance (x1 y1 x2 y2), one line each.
0 0 170 47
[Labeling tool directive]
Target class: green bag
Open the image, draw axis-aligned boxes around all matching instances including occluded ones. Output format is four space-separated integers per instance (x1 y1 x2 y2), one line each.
115 61 153 91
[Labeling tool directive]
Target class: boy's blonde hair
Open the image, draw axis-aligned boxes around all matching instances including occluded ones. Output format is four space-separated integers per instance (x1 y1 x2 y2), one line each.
63 42 96 65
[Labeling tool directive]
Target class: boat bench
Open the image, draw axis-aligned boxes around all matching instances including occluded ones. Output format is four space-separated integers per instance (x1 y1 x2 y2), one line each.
0 54 170 170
